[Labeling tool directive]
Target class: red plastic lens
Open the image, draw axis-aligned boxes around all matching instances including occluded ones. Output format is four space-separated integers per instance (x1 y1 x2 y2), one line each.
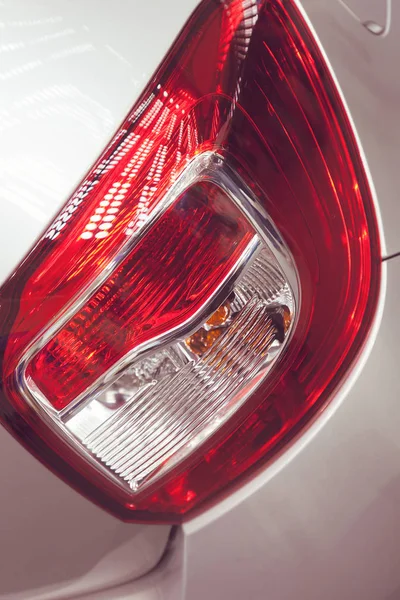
0 0 380 522
27 181 255 410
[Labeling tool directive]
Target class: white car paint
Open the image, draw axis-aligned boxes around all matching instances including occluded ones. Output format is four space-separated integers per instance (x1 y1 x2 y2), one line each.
0 0 198 286
339 0 389 33
0 0 398 598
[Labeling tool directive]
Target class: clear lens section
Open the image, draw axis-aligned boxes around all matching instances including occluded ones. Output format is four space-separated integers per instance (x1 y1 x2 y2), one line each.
66 348 184 440
70 248 293 493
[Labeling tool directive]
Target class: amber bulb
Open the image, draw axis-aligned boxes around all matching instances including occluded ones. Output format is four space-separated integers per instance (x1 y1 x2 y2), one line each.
206 301 231 327
282 306 291 333
186 327 224 356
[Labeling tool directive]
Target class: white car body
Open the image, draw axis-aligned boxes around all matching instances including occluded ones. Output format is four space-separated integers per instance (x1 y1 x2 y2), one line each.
0 1 398 598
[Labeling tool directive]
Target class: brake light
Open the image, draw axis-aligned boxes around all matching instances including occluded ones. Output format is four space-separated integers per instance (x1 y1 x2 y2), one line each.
0 0 380 522
26 179 257 411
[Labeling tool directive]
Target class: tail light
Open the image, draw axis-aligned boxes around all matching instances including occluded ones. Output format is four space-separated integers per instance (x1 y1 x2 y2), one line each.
0 0 380 523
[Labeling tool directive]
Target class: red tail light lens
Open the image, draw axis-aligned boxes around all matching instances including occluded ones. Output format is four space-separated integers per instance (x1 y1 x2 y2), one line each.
27 180 256 410
0 0 380 522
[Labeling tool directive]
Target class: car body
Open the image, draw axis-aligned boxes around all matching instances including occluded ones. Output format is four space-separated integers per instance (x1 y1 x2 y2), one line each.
0 1 399 599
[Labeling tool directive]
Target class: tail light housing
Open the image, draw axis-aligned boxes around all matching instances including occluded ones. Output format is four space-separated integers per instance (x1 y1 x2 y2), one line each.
0 0 380 522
